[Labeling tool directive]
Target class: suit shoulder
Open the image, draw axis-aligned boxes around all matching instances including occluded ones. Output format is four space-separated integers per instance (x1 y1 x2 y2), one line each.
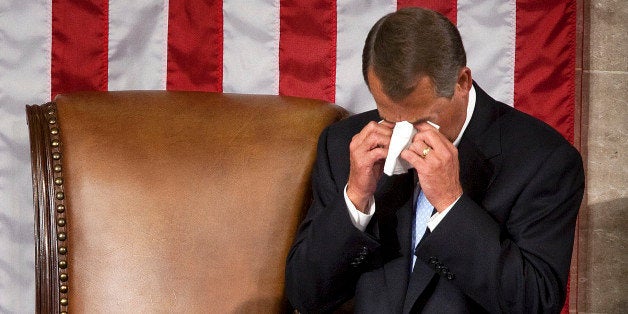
473 84 572 150
499 105 573 149
314 109 379 162
328 109 379 133
494 104 582 172
323 109 379 143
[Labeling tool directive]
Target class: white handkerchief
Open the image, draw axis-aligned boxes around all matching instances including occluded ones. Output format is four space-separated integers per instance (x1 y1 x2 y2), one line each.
382 120 440 176
383 121 417 176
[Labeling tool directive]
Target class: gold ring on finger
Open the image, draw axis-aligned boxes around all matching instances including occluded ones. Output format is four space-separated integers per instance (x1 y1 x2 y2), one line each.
421 146 431 158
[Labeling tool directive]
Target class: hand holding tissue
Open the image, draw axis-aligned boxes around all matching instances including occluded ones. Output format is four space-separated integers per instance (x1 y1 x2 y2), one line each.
383 121 439 176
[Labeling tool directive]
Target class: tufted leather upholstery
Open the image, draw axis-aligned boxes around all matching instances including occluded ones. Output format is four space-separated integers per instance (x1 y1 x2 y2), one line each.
27 91 347 313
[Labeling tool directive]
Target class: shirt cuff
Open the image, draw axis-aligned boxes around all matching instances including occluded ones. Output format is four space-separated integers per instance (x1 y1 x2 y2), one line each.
426 195 460 231
344 184 375 232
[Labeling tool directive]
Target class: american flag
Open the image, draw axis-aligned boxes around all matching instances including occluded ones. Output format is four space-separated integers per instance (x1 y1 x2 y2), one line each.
0 0 577 312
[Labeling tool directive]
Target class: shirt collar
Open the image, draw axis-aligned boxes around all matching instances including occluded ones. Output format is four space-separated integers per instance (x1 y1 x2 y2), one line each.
452 85 476 147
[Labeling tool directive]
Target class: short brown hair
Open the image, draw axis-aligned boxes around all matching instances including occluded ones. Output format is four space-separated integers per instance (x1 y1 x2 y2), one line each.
362 7 466 101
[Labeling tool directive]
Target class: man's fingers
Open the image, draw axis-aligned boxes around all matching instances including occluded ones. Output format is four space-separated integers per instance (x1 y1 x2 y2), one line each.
351 133 391 152
402 137 453 172
352 122 393 151
346 120 395 204
378 120 395 129
400 148 424 167
351 121 392 145
366 121 394 136
354 146 388 167
411 125 453 156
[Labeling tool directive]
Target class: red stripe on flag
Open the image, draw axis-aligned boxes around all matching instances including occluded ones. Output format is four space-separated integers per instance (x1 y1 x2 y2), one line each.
397 0 457 24
167 1 223 92
51 0 109 99
514 1 576 144
279 0 337 102
516 3 577 310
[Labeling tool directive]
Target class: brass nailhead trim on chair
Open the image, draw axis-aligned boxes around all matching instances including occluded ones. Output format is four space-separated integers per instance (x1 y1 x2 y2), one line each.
47 103 69 313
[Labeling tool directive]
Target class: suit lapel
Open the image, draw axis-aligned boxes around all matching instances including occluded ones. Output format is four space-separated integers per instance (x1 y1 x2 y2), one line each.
457 84 502 200
457 137 496 204
402 258 438 313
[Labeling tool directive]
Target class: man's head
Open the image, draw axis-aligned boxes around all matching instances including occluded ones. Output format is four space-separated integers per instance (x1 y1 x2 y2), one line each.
363 7 466 101
362 7 472 142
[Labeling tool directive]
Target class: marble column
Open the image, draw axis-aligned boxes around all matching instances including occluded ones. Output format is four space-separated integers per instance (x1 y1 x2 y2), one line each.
577 0 628 312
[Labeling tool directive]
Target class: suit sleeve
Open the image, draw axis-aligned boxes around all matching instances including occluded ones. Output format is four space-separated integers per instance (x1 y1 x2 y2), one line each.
415 142 585 313
285 126 381 313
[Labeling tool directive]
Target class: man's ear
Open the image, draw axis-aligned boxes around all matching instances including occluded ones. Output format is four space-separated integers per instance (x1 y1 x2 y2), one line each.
456 67 472 94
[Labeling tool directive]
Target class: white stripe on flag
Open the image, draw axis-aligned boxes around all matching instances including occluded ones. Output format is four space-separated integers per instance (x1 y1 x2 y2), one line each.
335 0 395 114
0 0 47 312
223 0 280 94
0 1 51 105
108 0 169 90
457 0 516 106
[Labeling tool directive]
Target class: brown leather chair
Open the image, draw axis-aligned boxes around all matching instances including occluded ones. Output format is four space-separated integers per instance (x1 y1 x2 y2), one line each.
26 91 347 313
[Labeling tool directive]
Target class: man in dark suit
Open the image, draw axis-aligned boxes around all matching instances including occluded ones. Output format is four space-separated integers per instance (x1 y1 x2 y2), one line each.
285 7 584 313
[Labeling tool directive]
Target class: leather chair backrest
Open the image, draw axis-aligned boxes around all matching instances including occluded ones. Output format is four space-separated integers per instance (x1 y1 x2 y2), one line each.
27 91 347 313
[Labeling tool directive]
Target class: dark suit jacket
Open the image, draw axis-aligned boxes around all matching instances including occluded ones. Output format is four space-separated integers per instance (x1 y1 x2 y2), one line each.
285 84 584 313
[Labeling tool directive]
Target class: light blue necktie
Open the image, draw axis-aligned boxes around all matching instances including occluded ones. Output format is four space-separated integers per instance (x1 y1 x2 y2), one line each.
411 188 433 271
